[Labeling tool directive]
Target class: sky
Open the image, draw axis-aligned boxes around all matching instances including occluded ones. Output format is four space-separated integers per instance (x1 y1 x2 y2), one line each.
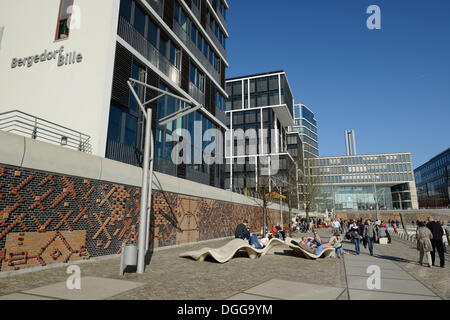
225 0 450 169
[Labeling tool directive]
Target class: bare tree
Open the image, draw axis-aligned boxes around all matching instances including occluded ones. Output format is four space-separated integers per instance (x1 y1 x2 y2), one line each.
299 158 322 223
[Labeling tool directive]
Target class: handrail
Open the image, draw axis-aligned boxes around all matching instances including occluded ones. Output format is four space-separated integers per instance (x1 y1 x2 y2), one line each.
0 109 92 153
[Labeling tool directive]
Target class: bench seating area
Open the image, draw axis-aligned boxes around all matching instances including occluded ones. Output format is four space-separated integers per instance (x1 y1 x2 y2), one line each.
179 238 286 264
285 237 335 260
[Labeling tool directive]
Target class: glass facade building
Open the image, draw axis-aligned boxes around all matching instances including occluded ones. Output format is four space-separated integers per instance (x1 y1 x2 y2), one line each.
414 148 450 208
106 0 229 189
225 71 298 194
305 153 419 212
289 104 318 159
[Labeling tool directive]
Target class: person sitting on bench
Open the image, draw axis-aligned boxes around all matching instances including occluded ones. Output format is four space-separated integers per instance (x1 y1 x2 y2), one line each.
235 220 251 241
298 237 332 256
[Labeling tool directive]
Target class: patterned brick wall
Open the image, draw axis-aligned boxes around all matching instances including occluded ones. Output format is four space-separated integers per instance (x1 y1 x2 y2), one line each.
0 163 287 272
0 164 140 272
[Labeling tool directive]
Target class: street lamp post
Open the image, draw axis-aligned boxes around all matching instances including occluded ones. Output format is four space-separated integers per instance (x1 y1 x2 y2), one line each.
127 78 203 274
371 173 379 221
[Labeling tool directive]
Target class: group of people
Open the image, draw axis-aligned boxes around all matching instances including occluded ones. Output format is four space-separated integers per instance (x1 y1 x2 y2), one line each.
415 217 446 268
345 219 386 256
234 220 286 249
235 216 447 267
292 217 326 233
294 231 345 258
235 219 345 258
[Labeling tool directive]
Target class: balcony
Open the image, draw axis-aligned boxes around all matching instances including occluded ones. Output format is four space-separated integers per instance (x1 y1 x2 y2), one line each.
205 24 226 59
189 82 205 106
118 17 180 85
208 0 227 30
144 0 164 18
190 2 202 22
106 139 142 167
0 110 92 154
172 20 222 84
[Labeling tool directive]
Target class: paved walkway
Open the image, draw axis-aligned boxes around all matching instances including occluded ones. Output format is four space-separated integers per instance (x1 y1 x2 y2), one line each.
0 229 447 300
341 242 441 300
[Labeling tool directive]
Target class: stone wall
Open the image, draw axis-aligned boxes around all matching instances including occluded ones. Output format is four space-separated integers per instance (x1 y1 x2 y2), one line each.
0 163 285 272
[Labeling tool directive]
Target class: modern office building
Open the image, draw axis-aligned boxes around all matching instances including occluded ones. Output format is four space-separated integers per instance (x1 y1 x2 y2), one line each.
414 148 450 208
225 71 298 194
0 0 229 188
289 104 318 159
345 130 357 156
305 153 419 212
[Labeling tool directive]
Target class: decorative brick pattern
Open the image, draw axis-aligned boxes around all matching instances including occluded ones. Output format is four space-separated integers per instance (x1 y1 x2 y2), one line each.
0 165 140 272
0 163 288 272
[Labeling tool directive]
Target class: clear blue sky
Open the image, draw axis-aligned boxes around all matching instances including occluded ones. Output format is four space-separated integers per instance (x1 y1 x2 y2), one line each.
226 0 450 169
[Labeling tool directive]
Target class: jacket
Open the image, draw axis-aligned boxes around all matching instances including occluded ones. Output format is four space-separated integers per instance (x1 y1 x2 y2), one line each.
416 226 433 252
235 224 250 240
378 226 388 238
426 221 444 241
328 236 342 248
363 223 377 239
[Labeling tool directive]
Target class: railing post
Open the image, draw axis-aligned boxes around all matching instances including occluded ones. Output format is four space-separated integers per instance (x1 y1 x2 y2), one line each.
32 118 37 139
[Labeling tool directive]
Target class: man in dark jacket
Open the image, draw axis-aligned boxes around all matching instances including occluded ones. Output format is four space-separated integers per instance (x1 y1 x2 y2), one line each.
426 217 445 268
363 220 378 256
235 220 251 241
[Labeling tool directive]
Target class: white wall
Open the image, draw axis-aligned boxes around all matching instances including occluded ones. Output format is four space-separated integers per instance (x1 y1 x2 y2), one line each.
0 0 120 156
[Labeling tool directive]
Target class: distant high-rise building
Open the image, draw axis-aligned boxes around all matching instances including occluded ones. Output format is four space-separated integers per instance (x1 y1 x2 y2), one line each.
414 148 450 208
345 130 357 156
289 104 318 159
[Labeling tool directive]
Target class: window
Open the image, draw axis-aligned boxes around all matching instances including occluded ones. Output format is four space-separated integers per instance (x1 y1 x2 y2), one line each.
190 63 204 92
119 0 132 22
55 0 74 41
147 18 158 47
134 3 146 36
107 105 123 142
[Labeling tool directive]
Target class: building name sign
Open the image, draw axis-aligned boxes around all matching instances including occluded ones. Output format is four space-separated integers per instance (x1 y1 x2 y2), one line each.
11 46 83 69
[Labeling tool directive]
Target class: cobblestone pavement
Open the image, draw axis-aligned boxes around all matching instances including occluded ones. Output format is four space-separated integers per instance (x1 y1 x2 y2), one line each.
0 228 447 300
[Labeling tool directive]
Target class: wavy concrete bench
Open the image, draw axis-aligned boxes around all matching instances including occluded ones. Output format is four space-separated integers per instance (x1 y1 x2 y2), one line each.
285 237 335 260
180 238 285 264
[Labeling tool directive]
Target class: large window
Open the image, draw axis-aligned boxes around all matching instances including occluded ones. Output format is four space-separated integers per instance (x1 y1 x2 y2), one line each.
55 0 74 41
190 63 205 92
134 3 146 36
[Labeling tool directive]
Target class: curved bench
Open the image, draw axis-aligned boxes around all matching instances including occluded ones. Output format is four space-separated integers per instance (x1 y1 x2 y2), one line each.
180 238 285 264
285 237 335 260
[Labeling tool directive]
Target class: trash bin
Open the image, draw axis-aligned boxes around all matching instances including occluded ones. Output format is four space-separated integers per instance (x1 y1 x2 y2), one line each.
120 242 137 275
123 243 137 266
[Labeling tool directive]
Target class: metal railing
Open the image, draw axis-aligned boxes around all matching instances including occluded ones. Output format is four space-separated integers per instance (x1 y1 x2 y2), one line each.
172 20 222 84
205 23 226 59
190 1 202 22
208 0 227 30
105 139 142 167
118 17 181 85
144 0 164 17
0 110 92 153
189 83 205 106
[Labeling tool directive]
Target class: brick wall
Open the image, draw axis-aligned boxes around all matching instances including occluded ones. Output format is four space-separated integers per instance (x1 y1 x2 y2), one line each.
0 163 286 272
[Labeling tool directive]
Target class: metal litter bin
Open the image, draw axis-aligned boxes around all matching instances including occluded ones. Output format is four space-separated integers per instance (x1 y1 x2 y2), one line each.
120 242 137 275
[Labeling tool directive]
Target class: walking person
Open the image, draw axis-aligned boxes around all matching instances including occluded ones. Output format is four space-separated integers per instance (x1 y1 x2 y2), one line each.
416 221 433 268
350 223 361 255
363 219 378 256
426 217 445 268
